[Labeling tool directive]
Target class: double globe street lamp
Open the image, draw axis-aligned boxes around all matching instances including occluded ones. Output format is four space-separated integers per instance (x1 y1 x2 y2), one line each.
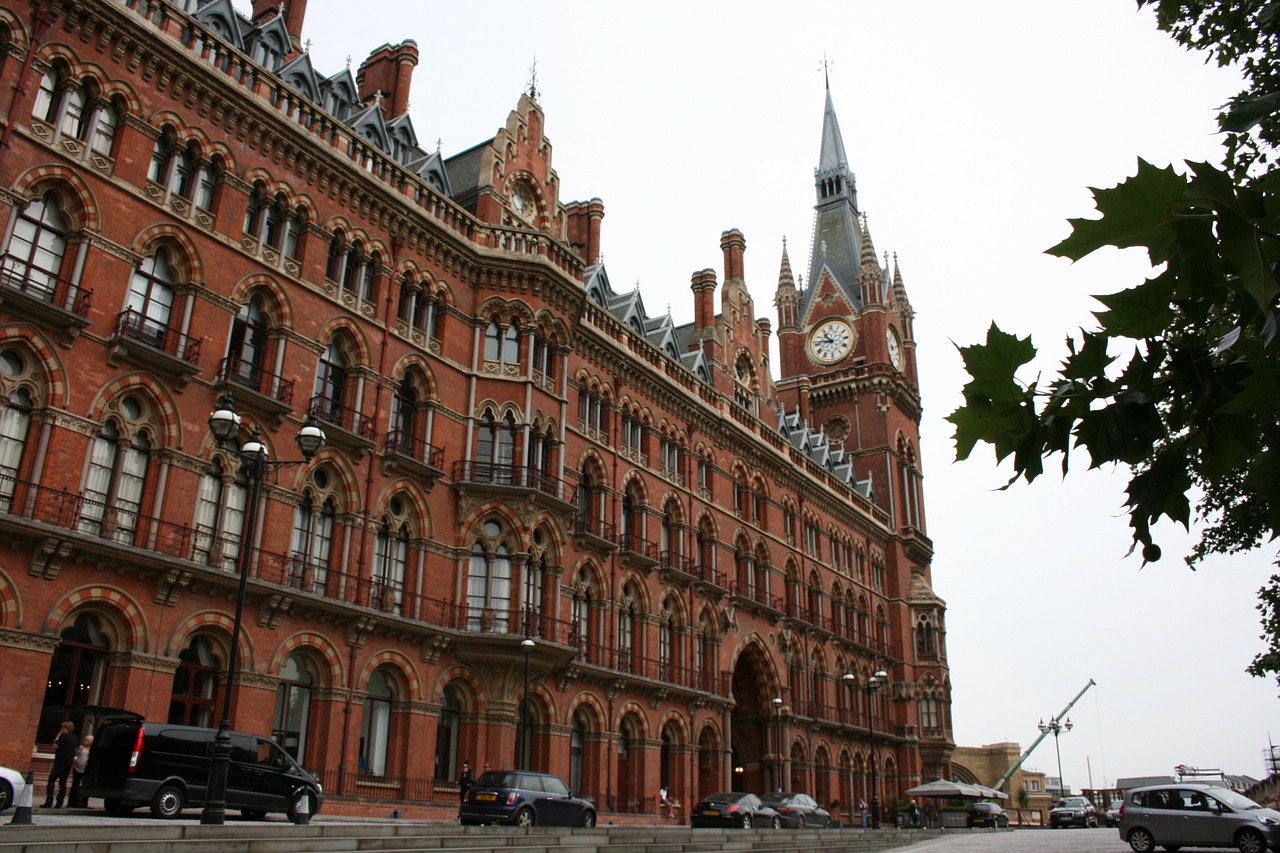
1039 715 1073 800
845 668 888 829
200 392 325 826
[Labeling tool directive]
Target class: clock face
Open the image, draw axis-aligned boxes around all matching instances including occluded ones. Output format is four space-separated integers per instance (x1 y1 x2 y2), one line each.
512 185 533 219
811 319 854 363
886 327 903 369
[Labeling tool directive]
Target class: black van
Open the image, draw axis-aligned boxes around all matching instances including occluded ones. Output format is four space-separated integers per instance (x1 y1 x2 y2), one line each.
81 720 323 820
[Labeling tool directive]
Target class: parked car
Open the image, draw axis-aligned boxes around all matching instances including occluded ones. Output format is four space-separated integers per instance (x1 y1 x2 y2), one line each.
760 792 830 828
1118 782 1280 853
458 770 596 827
691 792 782 828
81 720 322 820
967 801 1009 828
0 765 28 813
1106 798 1124 827
1050 795 1099 828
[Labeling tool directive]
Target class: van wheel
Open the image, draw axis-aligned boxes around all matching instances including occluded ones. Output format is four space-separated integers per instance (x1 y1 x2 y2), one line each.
1128 827 1156 853
515 807 535 827
240 809 267 821
1238 828 1266 853
150 784 184 819
286 791 316 823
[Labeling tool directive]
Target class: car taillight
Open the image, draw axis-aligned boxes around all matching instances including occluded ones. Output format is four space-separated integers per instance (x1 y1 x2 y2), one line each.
505 792 517 805
1119 805 1125 819
780 807 793 813
727 804 740 813
128 727 144 773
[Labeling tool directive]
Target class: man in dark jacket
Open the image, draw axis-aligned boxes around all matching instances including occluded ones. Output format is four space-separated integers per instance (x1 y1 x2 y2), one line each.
42 720 79 808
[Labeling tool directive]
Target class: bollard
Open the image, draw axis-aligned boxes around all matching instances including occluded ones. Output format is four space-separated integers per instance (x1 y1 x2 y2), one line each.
9 773 33 825
291 792 311 825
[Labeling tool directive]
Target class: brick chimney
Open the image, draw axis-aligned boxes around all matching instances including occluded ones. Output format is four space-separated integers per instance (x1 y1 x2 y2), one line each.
720 228 746 282
357 40 420 119
691 269 717 331
566 199 606 265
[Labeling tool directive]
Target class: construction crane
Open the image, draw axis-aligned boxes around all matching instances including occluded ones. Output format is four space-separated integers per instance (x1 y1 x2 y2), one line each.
993 679 1096 791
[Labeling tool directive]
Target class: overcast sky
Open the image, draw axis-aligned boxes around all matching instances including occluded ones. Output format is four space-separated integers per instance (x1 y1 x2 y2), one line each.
290 0 1277 789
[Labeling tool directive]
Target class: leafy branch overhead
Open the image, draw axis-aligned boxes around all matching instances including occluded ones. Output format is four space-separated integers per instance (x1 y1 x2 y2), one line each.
948 159 1280 563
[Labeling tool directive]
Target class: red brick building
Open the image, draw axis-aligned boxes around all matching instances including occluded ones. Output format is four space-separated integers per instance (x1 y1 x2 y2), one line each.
0 0 952 821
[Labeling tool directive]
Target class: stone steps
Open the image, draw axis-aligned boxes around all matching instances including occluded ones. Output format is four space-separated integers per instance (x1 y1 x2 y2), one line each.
0 822 947 853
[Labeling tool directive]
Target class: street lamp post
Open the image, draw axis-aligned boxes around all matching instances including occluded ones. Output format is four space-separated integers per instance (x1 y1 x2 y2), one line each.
520 636 534 770
200 392 324 826
772 695 783 792
865 669 888 829
1038 716 1073 800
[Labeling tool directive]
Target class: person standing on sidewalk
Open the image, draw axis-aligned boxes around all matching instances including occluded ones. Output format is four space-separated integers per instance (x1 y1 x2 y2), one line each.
42 721 78 808
68 734 93 807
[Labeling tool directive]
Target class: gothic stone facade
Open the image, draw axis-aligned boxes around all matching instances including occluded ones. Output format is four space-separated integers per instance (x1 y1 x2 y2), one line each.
0 0 952 820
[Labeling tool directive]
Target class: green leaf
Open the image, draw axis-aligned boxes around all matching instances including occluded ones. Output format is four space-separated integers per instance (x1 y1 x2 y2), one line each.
954 324 1037 403
1093 275 1178 338
1048 160 1189 263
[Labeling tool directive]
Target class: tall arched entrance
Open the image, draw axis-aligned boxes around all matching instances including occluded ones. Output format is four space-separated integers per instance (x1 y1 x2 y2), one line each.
730 644 778 795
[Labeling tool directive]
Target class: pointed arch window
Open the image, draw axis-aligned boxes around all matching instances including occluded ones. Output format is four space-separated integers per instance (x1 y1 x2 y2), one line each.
659 598 678 681
125 249 177 348
373 518 408 613
168 636 217 726
226 295 269 388
467 522 512 631
272 654 315 763
79 419 150 543
571 573 593 653
289 490 335 594
313 339 348 421
38 613 108 744
359 669 393 776
4 193 68 298
193 457 247 570
434 685 462 781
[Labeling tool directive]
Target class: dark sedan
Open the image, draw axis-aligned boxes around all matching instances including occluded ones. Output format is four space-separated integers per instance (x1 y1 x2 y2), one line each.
458 770 596 827
761 792 831 828
691 792 782 829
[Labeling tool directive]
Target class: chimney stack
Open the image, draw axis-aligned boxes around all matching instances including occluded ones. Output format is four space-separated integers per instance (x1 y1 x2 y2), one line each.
357 40 420 119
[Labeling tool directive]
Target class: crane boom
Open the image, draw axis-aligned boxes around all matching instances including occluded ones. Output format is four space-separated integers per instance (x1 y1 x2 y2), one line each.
993 679 1096 791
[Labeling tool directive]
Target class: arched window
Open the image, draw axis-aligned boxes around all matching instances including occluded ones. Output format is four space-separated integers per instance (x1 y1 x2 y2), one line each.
226 294 269 388
483 319 501 362
148 131 176 185
569 709 589 793
193 457 247 570
272 654 315 762
467 520 513 631
4 192 68 297
915 615 937 659
434 684 462 781
571 570 593 653
618 584 640 673
125 249 177 349
38 613 109 743
289 483 336 594
372 514 408 613
475 410 516 482
0 348 35 510
313 339 348 421
659 598 677 681
359 669 393 776
169 636 217 726
79 416 150 543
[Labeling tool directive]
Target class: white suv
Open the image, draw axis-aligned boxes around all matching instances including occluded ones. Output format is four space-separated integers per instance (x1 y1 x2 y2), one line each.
1118 782 1280 853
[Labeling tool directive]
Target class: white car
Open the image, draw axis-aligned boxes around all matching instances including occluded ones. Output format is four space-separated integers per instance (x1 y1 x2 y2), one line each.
0 765 28 812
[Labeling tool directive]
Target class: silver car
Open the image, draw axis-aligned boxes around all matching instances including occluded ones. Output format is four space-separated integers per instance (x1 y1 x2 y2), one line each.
1118 782 1280 853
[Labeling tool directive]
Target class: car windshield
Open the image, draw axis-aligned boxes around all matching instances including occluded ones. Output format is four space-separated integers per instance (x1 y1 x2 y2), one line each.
1057 797 1088 807
1208 788 1262 811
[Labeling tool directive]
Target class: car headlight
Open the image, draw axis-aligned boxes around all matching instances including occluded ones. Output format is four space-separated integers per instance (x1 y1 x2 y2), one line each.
1260 816 1279 828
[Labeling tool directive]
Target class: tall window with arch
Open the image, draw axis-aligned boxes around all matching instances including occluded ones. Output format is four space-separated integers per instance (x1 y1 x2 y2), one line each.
658 598 679 681
523 530 549 635
272 653 315 762
124 249 178 352
474 409 517 483
570 569 593 655
617 583 640 673
372 500 410 613
4 191 68 299
168 635 218 726
467 520 512 631
289 471 337 594
193 456 247 571
39 612 109 743
33 67 118 157
225 294 269 389
434 684 462 782
359 669 393 776
0 348 36 510
569 708 589 795
79 396 151 543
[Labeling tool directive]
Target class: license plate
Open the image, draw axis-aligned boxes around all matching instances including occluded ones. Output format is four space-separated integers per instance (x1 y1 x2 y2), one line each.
703 809 719 816
477 793 497 801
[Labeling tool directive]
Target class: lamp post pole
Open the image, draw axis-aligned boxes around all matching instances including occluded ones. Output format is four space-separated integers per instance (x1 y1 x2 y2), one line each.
1038 716 1073 799
772 695 783 792
520 636 534 770
200 393 324 826
866 669 887 829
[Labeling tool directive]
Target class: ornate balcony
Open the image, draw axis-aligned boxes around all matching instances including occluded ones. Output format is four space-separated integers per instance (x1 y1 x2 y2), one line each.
0 253 92 344
109 308 201 389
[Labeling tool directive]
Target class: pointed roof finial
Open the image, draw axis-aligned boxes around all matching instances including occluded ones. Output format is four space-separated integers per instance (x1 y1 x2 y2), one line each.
528 56 539 101
345 54 353 69
820 53 833 90
436 137 443 152
303 38 312 53
778 237 796 290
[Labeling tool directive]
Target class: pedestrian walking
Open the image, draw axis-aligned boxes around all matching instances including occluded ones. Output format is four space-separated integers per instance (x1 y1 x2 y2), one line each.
457 760 473 803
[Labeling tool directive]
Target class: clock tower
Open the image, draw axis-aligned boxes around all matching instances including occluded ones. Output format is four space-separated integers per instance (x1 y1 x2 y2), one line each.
775 82 924 538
